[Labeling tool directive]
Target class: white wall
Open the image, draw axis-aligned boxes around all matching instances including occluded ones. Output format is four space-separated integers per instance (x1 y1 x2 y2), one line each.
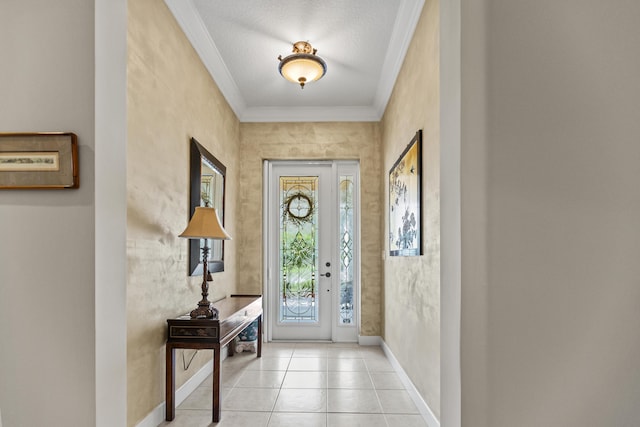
96 0 128 425
460 0 640 425
0 1 96 426
439 0 461 424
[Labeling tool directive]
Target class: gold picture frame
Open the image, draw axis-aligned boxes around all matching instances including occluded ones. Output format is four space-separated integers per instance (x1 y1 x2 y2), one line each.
0 132 79 189
389 130 422 256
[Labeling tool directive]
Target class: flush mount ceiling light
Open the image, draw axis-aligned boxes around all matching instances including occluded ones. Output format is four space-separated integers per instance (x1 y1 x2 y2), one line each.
278 41 327 89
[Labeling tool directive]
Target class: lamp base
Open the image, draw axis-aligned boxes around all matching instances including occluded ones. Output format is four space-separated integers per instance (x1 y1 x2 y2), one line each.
190 245 219 319
190 302 219 319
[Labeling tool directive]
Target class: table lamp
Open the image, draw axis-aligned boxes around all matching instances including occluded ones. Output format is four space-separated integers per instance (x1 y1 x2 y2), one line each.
179 207 231 319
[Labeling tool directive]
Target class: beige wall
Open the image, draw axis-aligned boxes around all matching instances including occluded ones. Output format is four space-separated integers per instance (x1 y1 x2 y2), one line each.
461 0 640 425
237 122 383 336
381 0 441 419
0 1 96 426
127 0 240 425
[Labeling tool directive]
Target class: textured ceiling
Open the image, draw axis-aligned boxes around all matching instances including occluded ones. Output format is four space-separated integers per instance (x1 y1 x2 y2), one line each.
165 0 425 122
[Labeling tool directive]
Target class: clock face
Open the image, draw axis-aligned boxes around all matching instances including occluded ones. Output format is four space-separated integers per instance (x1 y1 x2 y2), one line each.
287 193 313 220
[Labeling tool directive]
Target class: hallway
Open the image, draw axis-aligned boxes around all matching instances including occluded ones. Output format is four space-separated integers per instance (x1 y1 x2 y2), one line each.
159 342 427 427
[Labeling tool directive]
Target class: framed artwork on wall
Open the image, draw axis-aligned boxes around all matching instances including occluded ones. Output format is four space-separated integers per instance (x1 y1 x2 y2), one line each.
0 132 79 189
389 130 422 256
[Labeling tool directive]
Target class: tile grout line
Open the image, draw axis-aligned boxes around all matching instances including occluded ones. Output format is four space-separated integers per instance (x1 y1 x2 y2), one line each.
364 353 391 426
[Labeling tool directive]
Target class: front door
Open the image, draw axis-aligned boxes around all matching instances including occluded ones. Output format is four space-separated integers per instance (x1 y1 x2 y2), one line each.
264 161 359 341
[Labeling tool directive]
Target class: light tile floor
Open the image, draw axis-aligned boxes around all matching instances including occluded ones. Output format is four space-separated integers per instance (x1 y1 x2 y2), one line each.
159 342 427 427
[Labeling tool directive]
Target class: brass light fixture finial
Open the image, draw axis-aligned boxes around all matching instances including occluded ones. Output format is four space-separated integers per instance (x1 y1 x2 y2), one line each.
278 41 327 89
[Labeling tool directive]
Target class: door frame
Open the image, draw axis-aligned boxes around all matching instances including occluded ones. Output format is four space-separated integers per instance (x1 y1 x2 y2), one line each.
262 160 360 342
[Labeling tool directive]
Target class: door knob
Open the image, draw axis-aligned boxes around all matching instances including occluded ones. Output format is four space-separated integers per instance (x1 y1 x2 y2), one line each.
320 272 331 278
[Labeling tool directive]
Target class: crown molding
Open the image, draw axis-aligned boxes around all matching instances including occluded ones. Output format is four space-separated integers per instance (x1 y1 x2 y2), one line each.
239 106 380 123
164 0 246 118
373 0 426 118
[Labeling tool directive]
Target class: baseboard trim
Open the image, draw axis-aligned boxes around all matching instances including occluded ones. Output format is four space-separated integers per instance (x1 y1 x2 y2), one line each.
381 339 440 427
358 335 382 346
135 348 228 427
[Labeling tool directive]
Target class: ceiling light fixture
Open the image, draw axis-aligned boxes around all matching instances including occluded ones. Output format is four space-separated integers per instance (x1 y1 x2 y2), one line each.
278 41 327 89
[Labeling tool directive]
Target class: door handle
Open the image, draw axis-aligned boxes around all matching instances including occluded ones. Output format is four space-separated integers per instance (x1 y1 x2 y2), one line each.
320 272 331 278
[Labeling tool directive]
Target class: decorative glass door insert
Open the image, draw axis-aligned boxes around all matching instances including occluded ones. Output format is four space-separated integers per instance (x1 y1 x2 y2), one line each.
279 176 320 323
339 175 354 325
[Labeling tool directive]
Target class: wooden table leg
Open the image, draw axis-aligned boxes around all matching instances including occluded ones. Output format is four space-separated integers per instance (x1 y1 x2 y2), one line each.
228 338 235 357
165 344 175 421
212 345 221 423
257 314 262 358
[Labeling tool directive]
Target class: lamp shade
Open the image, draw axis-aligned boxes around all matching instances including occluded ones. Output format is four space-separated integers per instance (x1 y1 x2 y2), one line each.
179 207 231 240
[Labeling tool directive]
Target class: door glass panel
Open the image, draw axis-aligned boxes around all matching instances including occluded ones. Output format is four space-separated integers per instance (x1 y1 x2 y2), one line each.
339 175 354 325
279 176 319 323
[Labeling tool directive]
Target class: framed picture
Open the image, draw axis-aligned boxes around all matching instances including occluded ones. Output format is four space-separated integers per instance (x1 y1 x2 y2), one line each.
0 132 79 189
389 130 422 256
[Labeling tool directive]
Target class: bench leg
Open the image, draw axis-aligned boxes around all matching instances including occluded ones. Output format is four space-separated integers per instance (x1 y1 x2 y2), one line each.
212 345 221 423
165 345 175 421
257 314 262 358
228 339 235 357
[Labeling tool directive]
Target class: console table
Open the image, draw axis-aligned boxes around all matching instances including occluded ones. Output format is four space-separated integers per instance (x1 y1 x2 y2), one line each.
165 295 262 423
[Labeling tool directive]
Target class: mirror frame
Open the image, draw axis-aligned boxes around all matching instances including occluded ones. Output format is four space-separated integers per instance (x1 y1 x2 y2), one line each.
188 137 226 275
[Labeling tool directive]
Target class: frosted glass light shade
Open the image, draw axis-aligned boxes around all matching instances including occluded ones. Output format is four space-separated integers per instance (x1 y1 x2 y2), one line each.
278 41 327 89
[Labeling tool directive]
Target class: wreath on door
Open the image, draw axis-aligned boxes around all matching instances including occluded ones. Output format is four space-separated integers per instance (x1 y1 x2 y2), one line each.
283 192 315 224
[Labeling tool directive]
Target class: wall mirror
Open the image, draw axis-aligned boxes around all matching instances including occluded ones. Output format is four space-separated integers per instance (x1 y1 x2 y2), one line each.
189 137 226 275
